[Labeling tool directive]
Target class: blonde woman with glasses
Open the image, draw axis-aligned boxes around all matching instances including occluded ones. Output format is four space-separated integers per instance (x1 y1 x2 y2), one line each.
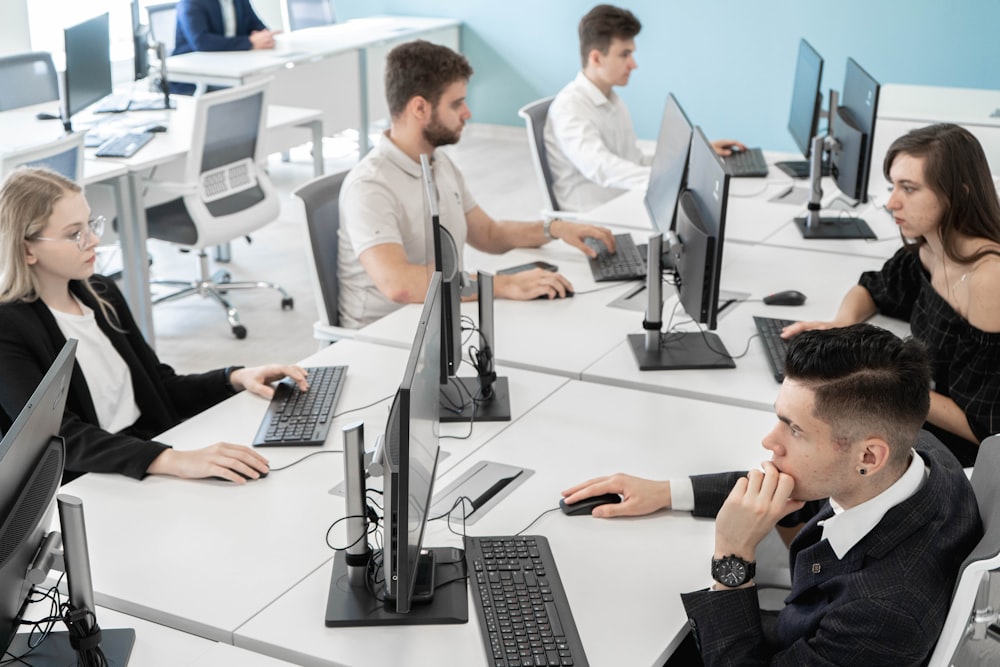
0 167 307 484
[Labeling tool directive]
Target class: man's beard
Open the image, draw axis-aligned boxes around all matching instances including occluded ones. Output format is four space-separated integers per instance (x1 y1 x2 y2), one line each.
423 113 462 147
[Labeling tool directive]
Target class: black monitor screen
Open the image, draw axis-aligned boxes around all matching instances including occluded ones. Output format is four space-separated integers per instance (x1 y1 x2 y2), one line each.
676 127 730 330
64 13 113 118
132 0 150 80
787 39 824 159
0 340 75 654
833 58 880 203
383 274 442 614
644 93 693 236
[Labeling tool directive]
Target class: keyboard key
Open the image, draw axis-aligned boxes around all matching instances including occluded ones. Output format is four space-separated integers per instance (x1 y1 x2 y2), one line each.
252 365 347 446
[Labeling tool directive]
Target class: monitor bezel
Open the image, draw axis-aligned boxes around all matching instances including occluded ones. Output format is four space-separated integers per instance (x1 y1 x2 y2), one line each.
64 13 114 118
787 38 824 159
643 93 694 236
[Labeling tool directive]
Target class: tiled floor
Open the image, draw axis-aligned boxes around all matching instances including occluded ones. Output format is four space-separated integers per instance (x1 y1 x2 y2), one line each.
140 124 543 374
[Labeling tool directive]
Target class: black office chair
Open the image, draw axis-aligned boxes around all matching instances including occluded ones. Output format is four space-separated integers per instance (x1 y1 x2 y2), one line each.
518 97 561 212
142 79 293 339
293 170 355 344
283 0 336 31
0 51 59 111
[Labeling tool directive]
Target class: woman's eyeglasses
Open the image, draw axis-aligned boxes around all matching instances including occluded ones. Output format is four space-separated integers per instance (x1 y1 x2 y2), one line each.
30 216 106 251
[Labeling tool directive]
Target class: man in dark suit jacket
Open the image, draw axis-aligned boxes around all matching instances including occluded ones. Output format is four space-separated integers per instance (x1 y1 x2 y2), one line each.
563 324 983 666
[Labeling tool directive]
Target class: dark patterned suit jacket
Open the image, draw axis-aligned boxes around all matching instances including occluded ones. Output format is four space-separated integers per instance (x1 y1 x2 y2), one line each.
0 276 236 482
680 431 982 666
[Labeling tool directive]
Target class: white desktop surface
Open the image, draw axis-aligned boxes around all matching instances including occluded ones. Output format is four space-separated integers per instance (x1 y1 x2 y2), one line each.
56 340 565 643
581 242 908 411
13 605 295 666
233 379 775 667
354 241 644 378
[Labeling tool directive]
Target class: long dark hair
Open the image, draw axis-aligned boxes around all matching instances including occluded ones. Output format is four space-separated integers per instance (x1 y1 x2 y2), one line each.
883 123 1000 264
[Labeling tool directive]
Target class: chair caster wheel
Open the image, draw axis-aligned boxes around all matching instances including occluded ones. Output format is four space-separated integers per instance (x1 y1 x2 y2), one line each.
232 325 247 339
281 297 294 310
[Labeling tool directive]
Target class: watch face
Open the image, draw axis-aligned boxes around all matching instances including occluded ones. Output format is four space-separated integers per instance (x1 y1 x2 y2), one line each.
712 557 750 587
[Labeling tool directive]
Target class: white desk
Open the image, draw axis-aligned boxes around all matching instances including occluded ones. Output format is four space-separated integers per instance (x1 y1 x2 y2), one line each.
57 340 566 643
13 605 295 666
168 16 461 151
233 380 776 667
581 242 908 411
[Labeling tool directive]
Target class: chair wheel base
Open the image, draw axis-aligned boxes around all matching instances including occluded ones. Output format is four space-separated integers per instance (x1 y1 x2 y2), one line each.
232 325 248 339
281 297 294 310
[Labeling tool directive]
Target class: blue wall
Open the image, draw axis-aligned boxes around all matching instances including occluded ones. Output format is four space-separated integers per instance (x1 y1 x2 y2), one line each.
336 1 1000 153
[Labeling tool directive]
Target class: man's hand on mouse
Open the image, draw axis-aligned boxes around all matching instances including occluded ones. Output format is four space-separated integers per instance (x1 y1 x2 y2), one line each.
711 139 748 157
561 473 672 518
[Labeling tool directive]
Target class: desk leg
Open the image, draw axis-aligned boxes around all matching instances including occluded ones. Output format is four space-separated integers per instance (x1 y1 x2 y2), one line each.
358 49 371 156
308 119 324 177
117 172 155 347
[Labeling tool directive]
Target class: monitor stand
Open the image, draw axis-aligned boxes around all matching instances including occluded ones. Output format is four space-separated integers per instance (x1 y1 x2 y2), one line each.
439 272 511 423
325 547 468 627
628 331 736 370
792 133 876 240
6 627 135 666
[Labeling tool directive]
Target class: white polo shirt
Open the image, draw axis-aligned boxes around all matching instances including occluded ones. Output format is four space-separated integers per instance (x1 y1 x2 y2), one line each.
338 133 476 329
545 71 651 211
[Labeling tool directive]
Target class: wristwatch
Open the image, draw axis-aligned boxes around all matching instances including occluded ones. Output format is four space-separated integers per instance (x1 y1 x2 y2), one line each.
711 554 756 588
542 218 556 240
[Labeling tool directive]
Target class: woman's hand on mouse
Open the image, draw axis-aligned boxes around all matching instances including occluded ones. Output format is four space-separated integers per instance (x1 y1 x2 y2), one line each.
561 473 672 518
230 364 309 399
147 443 270 484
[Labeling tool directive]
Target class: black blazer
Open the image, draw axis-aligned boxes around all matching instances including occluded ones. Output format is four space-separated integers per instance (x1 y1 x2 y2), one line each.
680 431 982 666
0 276 236 482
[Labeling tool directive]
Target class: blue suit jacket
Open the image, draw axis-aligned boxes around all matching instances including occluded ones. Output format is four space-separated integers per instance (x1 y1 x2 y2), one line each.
173 0 268 55
680 431 982 666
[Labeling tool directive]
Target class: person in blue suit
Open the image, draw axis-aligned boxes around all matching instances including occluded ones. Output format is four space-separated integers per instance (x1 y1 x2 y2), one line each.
173 0 278 55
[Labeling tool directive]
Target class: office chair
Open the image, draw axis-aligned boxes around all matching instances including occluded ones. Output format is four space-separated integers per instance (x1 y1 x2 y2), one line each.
293 170 356 345
142 79 293 339
283 0 336 31
0 51 59 111
927 434 1000 666
1 132 86 182
147 2 178 56
518 97 561 212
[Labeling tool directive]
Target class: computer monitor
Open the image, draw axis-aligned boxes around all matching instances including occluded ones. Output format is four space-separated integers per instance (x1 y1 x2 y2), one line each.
628 127 735 371
131 0 150 81
325 274 467 626
643 93 693 236
0 341 74 656
834 57 881 204
794 57 880 239
775 39 825 178
284 0 336 31
128 0 174 111
62 13 113 129
419 154 462 384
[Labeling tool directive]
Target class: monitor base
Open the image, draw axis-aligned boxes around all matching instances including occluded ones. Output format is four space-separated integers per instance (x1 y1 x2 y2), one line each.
794 215 876 240
628 332 736 371
440 376 511 422
776 159 831 179
325 546 468 627
6 627 135 666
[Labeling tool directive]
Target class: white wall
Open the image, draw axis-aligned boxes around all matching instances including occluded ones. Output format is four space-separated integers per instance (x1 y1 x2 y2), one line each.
0 0 33 55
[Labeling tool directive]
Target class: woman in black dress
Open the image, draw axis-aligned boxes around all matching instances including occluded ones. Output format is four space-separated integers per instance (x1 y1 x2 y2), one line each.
783 123 1000 466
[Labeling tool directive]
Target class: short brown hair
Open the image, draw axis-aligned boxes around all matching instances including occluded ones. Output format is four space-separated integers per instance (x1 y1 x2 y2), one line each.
384 40 473 118
578 5 641 68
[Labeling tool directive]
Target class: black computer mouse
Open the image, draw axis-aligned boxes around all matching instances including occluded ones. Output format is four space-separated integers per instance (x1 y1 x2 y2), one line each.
211 469 269 482
763 290 807 306
535 289 574 300
559 492 622 516
145 124 168 133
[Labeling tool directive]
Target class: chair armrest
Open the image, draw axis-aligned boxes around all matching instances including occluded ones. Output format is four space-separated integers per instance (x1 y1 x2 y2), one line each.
141 179 199 196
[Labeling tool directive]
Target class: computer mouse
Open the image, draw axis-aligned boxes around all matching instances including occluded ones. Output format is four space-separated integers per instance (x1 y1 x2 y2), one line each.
35 112 60 121
763 290 807 306
211 469 269 482
535 289 574 300
145 124 168 133
559 492 622 516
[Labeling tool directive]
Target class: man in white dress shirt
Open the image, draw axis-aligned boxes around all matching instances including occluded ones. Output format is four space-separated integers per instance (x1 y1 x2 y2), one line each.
545 5 744 211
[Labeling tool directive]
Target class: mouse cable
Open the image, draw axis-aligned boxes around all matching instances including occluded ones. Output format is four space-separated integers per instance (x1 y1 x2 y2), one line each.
267 449 342 473
2 576 66 666
571 281 634 296
332 394 393 420
324 511 380 552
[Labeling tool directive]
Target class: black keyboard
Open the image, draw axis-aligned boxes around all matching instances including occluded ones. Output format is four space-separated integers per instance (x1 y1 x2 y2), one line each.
775 159 832 179
723 147 769 177
92 93 132 114
753 316 795 383
585 233 645 282
466 534 589 667
94 132 155 158
252 365 347 446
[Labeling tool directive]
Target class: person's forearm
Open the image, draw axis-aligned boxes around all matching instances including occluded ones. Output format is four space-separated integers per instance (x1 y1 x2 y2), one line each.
376 265 433 304
928 391 978 444
833 285 878 324
473 220 547 253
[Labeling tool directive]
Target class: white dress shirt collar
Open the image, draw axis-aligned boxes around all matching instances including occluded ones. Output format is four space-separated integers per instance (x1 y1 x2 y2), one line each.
574 71 616 108
820 449 927 559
